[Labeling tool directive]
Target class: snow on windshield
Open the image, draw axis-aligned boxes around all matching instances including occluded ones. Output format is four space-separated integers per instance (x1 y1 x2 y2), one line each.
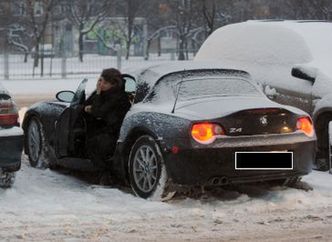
146 76 260 104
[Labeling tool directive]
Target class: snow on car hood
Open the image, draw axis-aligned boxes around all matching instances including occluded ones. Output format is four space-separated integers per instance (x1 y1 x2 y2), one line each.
174 96 306 120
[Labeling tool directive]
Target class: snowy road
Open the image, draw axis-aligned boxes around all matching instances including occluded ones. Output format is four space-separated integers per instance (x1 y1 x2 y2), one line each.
1 156 332 241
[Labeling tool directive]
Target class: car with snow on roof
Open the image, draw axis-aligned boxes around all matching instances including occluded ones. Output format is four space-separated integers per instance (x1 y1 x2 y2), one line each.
23 62 316 199
195 20 332 171
0 83 23 188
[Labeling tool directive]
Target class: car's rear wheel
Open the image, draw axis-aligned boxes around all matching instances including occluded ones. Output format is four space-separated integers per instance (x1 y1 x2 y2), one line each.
0 170 15 188
128 135 169 200
26 118 51 168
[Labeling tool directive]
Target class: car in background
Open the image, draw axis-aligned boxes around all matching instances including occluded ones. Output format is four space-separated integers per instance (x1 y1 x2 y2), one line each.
195 20 332 171
0 83 23 188
22 62 316 199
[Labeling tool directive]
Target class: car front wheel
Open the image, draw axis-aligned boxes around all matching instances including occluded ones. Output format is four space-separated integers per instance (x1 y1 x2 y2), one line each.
26 118 50 168
128 135 168 200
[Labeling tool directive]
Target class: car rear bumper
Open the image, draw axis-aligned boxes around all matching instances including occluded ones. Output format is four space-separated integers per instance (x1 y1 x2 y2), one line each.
0 127 24 172
162 134 315 186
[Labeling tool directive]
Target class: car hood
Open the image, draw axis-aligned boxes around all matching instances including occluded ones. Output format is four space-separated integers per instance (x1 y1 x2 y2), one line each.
174 96 306 120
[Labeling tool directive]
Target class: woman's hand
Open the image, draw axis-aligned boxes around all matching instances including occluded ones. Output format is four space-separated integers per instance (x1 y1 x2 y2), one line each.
84 105 92 113
96 78 102 95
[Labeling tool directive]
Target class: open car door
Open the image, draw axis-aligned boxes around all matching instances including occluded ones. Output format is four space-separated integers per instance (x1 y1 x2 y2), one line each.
55 79 88 158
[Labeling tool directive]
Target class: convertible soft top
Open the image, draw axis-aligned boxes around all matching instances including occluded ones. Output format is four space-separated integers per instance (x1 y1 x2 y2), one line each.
130 61 250 87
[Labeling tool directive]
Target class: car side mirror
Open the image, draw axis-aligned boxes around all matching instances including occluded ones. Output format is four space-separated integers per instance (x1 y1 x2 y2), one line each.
291 66 316 83
122 74 136 93
56 90 75 102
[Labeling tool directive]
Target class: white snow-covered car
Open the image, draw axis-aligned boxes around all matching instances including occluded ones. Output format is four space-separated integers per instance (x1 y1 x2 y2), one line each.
195 20 332 171
0 83 23 187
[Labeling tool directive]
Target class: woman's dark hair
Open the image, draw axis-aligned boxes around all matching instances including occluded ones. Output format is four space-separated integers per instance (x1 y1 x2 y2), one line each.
101 68 123 87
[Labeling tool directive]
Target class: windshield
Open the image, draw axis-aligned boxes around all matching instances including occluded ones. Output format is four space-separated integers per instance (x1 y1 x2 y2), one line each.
145 77 261 103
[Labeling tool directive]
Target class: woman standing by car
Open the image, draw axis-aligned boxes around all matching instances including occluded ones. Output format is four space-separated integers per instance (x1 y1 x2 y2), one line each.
84 68 131 172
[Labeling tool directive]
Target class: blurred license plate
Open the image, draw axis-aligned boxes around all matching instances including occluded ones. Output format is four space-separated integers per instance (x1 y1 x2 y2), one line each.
235 151 293 170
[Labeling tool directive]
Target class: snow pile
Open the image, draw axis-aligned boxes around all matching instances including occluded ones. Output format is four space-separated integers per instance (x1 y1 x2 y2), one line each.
1 160 331 221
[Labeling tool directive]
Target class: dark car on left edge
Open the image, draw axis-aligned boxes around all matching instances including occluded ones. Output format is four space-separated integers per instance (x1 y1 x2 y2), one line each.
22 62 316 200
0 83 23 188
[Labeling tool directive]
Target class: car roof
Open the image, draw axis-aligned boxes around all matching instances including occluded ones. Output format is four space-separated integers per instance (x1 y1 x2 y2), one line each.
131 61 250 86
242 20 332 61
196 20 332 68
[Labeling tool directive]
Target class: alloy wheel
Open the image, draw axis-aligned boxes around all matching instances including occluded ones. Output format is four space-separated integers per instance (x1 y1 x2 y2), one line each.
132 145 159 193
27 119 42 165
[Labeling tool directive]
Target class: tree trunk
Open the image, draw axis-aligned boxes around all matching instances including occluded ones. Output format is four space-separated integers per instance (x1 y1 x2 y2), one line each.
185 40 188 60
144 39 151 60
24 52 28 63
157 37 161 57
178 36 185 60
33 44 39 68
125 38 131 60
79 32 84 62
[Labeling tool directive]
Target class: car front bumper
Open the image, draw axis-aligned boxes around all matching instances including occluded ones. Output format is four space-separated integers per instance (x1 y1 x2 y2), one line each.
0 127 24 172
162 133 316 186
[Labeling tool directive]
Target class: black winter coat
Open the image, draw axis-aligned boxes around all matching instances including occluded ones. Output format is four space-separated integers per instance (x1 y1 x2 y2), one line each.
85 87 131 137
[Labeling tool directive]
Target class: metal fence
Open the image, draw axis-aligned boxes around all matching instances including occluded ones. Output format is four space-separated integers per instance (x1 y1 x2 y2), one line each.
0 50 195 80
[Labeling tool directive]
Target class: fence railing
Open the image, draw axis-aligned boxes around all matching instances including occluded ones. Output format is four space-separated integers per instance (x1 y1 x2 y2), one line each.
0 50 196 80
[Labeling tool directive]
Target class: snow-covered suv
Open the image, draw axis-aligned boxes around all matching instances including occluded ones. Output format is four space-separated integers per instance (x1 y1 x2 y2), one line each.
195 20 332 171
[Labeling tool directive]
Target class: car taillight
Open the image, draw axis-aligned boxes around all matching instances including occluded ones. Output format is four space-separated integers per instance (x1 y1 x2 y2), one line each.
0 113 19 126
0 100 18 126
296 117 314 137
191 123 224 144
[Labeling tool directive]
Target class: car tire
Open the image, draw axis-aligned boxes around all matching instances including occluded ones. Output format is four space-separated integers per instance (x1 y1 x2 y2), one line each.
0 170 15 188
26 117 54 169
128 135 169 200
316 117 332 171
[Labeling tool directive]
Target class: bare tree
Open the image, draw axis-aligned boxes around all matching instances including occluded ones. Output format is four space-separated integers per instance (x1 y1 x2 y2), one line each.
24 0 57 68
8 24 30 62
65 0 110 62
200 0 217 36
113 0 149 60
166 0 201 60
308 0 332 19
0 1 11 51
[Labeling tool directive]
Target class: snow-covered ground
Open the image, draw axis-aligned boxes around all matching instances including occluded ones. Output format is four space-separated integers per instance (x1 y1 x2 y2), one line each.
1 158 332 241
0 53 185 80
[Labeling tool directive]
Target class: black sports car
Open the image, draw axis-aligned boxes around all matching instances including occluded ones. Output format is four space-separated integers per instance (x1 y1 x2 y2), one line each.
0 83 23 188
23 62 316 199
